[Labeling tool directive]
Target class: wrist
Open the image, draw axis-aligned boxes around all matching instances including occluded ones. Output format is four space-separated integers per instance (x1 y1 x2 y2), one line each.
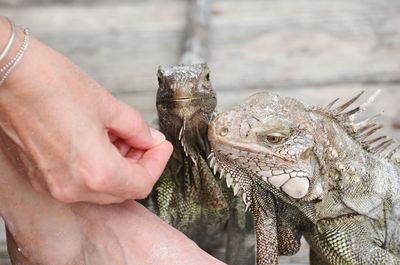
0 16 30 91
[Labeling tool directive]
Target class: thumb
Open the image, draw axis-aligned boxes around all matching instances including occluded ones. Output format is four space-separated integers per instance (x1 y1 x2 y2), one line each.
104 99 165 150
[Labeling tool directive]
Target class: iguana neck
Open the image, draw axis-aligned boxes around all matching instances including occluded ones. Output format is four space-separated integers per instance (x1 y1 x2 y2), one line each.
313 117 400 221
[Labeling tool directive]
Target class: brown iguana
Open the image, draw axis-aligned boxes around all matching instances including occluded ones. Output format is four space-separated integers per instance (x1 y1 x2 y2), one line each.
208 91 400 264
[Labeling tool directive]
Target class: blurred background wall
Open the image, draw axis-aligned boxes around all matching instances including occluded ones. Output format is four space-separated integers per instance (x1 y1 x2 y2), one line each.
1 0 400 264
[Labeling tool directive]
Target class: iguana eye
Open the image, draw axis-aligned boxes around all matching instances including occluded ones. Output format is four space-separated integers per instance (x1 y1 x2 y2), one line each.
157 104 167 112
266 133 287 144
205 72 210 81
157 76 162 86
219 127 229 136
257 129 291 145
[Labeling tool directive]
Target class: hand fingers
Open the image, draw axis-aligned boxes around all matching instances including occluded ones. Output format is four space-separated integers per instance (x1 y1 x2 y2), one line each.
48 138 172 204
112 138 131 157
126 148 144 160
108 131 118 143
104 99 166 150
133 141 173 185
112 138 146 159
102 140 173 199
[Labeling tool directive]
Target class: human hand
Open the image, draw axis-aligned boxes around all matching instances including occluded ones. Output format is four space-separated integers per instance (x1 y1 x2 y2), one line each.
0 19 173 204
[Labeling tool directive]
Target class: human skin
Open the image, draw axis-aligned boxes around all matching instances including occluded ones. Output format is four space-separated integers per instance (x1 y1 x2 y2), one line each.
0 17 172 204
0 140 224 265
0 17 225 264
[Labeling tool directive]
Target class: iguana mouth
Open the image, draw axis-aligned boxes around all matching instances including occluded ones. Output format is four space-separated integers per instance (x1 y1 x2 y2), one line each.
208 146 311 202
157 96 216 103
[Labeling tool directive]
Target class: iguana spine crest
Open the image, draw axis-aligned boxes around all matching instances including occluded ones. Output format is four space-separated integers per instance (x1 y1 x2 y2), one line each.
310 90 400 162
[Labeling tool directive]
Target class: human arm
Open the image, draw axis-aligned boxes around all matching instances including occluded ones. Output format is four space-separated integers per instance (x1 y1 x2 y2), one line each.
0 16 172 204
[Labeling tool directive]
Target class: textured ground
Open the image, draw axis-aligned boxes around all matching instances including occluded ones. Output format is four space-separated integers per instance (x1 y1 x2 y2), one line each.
1 0 400 264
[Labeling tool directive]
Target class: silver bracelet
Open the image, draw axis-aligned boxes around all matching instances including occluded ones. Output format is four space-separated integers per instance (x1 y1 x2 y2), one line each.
0 28 30 87
0 17 16 63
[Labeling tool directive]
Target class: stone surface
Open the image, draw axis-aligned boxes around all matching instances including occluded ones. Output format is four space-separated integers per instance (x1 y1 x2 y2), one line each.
2 0 400 93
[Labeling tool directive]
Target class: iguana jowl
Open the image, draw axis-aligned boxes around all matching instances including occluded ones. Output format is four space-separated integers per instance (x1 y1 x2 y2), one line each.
208 91 400 264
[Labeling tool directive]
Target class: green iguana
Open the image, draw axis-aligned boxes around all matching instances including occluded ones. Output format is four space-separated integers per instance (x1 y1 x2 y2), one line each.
150 63 255 264
148 1 259 263
208 91 400 264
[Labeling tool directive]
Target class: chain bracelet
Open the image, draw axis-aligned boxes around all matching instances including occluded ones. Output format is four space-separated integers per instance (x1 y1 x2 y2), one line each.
0 17 16 63
0 28 30 87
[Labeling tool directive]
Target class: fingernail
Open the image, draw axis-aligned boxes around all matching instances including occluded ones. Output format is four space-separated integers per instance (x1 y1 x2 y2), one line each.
150 128 166 143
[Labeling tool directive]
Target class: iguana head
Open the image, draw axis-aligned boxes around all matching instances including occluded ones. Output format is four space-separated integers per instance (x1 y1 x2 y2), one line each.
208 91 396 208
156 63 217 160
208 92 320 204
156 63 216 122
